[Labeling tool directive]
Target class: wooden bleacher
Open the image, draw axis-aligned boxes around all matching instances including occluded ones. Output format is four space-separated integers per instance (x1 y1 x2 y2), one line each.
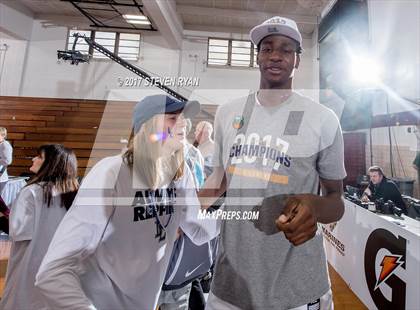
0 96 217 177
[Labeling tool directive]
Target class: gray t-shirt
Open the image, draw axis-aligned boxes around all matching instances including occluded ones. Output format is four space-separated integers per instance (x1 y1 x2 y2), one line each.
211 92 346 310
0 184 68 310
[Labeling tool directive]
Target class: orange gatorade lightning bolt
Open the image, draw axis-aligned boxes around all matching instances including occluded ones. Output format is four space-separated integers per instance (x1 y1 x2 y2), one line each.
375 255 404 289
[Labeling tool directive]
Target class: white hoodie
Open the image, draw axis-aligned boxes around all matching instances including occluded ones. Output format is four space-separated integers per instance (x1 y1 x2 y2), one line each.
35 155 219 310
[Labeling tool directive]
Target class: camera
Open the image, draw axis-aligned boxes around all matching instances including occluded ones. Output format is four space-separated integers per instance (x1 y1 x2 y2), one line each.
405 197 420 220
57 50 89 65
375 198 403 216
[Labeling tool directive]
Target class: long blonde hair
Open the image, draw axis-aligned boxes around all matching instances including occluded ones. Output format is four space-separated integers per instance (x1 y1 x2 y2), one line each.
123 115 184 189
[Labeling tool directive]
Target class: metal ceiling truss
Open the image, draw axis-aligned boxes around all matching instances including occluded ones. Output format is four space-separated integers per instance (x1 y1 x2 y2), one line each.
60 0 157 31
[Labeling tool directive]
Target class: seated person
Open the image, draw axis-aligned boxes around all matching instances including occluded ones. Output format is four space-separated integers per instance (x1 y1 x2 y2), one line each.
361 166 407 214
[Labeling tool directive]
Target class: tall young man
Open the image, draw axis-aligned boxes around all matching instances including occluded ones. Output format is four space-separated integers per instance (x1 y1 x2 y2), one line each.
200 17 346 310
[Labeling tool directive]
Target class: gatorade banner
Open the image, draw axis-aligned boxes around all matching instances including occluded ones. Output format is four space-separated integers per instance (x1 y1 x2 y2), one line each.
323 200 420 310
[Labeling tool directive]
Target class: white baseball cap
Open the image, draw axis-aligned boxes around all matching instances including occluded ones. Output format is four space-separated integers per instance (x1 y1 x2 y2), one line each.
250 16 302 47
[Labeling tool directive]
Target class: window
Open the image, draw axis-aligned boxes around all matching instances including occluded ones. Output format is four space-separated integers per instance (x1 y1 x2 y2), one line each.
208 39 229 66
66 29 141 61
93 31 116 59
118 33 141 61
231 40 251 67
207 38 258 68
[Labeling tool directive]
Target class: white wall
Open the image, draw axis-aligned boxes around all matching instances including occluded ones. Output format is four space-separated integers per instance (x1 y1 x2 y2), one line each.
0 1 32 96
0 32 28 95
1 0 416 109
366 0 420 151
359 0 420 192
108 34 319 106
18 23 318 102
368 0 420 112
18 20 181 99
0 1 33 40
0 5 320 102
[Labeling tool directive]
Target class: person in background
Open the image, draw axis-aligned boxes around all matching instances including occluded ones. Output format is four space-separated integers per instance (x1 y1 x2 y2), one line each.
35 95 218 310
190 123 218 310
194 121 215 177
361 165 406 214
0 144 79 310
0 127 13 197
158 118 218 310
185 118 205 189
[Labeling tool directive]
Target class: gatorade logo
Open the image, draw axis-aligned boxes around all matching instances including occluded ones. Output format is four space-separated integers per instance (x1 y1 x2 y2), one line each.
364 229 406 309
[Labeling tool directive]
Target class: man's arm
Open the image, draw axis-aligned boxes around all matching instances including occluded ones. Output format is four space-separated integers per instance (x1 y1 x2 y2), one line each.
276 178 344 246
361 187 372 202
315 178 345 223
198 166 226 209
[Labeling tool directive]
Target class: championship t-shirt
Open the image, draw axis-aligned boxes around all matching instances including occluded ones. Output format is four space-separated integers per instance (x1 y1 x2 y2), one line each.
211 92 346 310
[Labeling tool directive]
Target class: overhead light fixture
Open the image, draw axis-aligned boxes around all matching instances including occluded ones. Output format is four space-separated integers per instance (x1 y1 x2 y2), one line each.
126 20 151 25
123 14 147 20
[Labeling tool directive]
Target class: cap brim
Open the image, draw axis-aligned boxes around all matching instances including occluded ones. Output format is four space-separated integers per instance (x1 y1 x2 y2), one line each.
165 99 200 118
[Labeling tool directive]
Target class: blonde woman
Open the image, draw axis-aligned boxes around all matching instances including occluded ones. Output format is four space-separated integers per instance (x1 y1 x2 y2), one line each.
0 144 79 310
36 95 218 310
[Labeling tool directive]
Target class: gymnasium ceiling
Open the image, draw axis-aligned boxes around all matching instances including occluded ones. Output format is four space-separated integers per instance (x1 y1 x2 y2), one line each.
7 0 334 47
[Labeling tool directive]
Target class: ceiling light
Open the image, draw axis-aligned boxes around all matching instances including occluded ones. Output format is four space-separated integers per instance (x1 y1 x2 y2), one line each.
123 14 147 20
127 20 151 25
